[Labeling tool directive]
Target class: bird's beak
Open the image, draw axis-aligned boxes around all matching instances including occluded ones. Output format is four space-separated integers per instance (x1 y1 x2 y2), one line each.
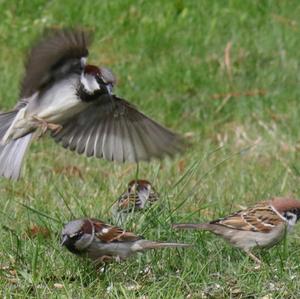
61 235 69 246
106 84 113 95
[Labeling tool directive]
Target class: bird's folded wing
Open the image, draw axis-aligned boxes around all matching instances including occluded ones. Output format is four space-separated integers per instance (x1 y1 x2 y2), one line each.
212 205 284 233
91 219 140 243
21 29 90 98
52 95 184 162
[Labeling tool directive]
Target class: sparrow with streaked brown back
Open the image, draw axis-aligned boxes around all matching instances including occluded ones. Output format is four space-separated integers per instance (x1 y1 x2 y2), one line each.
111 179 160 224
0 29 184 180
115 179 159 211
173 197 300 265
61 218 191 264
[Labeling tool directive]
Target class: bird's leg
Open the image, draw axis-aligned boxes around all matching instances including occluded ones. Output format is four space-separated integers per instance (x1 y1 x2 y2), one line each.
98 255 113 264
115 256 122 263
93 255 113 270
32 116 63 135
245 250 262 268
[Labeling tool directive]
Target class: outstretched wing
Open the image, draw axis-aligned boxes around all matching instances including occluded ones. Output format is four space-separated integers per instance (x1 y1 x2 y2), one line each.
52 95 184 162
21 29 90 98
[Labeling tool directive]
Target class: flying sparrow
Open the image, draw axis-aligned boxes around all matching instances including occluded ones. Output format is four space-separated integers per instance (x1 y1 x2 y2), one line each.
173 197 300 264
61 218 190 263
0 29 183 180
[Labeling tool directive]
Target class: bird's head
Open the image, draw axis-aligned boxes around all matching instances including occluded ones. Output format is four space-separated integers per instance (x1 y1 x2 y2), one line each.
128 179 152 194
271 197 300 226
80 64 116 97
61 219 94 254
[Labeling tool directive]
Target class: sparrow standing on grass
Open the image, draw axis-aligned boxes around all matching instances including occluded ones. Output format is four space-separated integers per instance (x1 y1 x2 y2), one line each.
173 197 300 265
114 179 159 213
0 29 183 180
61 218 190 263
111 179 160 224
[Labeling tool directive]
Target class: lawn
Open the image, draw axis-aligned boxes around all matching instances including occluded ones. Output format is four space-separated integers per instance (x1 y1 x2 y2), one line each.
0 0 300 298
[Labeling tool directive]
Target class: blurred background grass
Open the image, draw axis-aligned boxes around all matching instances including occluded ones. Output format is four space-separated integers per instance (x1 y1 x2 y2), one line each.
0 0 300 298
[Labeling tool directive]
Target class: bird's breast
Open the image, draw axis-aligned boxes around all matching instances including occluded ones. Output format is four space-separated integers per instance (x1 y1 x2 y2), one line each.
27 75 88 124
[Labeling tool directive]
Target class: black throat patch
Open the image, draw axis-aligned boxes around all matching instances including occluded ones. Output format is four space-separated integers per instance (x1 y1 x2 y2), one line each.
77 84 107 102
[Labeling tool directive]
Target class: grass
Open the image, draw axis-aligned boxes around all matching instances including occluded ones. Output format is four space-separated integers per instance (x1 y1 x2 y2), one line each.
0 0 300 297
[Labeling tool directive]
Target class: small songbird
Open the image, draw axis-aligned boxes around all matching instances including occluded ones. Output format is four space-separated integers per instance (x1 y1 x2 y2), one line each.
0 29 183 180
173 197 300 264
114 179 159 213
61 218 190 263
111 179 160 224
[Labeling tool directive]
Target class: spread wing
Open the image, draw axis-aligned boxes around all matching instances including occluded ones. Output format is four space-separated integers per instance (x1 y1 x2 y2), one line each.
52 95 184 162
21 29 90 98
211 203 285 233
91 219 141 243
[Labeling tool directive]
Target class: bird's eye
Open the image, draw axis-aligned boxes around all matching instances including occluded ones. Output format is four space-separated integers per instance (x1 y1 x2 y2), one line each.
96 74 105 84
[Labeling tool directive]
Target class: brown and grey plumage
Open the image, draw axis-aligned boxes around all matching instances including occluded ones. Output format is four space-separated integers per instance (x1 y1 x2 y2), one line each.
173 197 300 264
111 179 160 224
61 218 191 263
114 179 159 212
0 29 184 180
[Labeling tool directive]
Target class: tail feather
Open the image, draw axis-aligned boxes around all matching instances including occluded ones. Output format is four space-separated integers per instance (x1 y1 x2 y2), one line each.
0 134 33 180
0 110 33 180
0 110 19 140
134 240 191 251
172 223 210 230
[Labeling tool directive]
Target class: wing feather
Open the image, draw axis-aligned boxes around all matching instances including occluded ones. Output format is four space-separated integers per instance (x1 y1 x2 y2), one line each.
91 219 140 243
52 95 184 162
21 29 90 98
210 203 285 233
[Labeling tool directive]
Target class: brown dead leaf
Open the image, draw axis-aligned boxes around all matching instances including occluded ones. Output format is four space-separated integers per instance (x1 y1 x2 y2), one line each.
272 14 298 30
26 225 51 239
116 165 135 179
53 165 83 179
178 159 186 173
211 89 267 100
268 111 288 121
224 41 232 80
6 278 17 284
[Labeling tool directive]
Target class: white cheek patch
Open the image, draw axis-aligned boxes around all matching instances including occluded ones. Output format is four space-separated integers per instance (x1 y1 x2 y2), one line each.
285 212 297 227
80 74 100 94
81 57 87 67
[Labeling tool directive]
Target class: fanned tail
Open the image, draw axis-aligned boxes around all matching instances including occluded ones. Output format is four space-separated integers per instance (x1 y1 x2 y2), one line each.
0 110 33 180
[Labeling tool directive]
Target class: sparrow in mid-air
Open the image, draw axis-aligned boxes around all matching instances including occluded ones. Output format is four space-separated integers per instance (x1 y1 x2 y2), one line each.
111 179 160 224
173 197 300 265
0 29 183 180
61 218 190 263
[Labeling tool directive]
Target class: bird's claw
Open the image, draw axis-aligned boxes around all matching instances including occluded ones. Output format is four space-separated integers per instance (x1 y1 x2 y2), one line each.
33 116 62 136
